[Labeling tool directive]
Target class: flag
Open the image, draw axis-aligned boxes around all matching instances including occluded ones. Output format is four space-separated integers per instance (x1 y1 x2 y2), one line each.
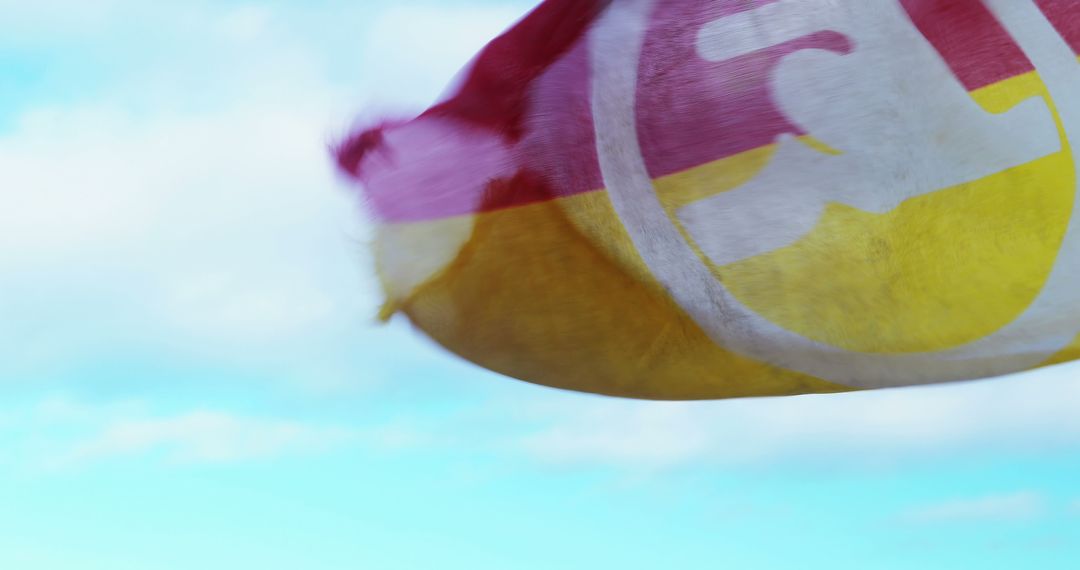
336 0 1080 400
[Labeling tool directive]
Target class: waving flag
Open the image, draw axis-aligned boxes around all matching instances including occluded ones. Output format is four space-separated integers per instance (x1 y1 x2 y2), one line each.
336 0 1080 400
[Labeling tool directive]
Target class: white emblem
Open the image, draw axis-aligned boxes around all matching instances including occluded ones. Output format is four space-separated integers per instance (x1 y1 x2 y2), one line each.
589 0 1080 387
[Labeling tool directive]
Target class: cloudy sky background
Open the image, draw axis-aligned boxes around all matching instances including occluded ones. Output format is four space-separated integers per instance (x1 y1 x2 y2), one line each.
2 1 1079 568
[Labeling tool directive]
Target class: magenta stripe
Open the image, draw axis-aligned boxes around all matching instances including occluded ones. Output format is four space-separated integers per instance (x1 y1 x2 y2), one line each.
344 0 1063 223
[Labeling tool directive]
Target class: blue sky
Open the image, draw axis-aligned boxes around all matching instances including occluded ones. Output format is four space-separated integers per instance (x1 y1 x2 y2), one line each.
1 1 1079 568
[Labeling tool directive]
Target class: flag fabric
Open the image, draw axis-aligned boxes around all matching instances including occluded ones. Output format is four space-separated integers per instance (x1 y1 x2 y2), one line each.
336 0 1080 400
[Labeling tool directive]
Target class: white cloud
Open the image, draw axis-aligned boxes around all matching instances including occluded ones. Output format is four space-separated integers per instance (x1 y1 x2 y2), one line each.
0 1 535 383
7 396 357 468
357 3 531 110
218 5 273 44
524 404 717 468
516 364 1080 469
0 103 363 365
899 491 1046 523
34 395 146 425
0 2 362 344
0 0 121 45
62 410 352 465
161 262 338 343
2 394 470 471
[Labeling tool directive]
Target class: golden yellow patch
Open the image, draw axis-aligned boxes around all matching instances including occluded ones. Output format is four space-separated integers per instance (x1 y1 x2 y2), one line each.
403 199 850 400
714 71 1075 353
